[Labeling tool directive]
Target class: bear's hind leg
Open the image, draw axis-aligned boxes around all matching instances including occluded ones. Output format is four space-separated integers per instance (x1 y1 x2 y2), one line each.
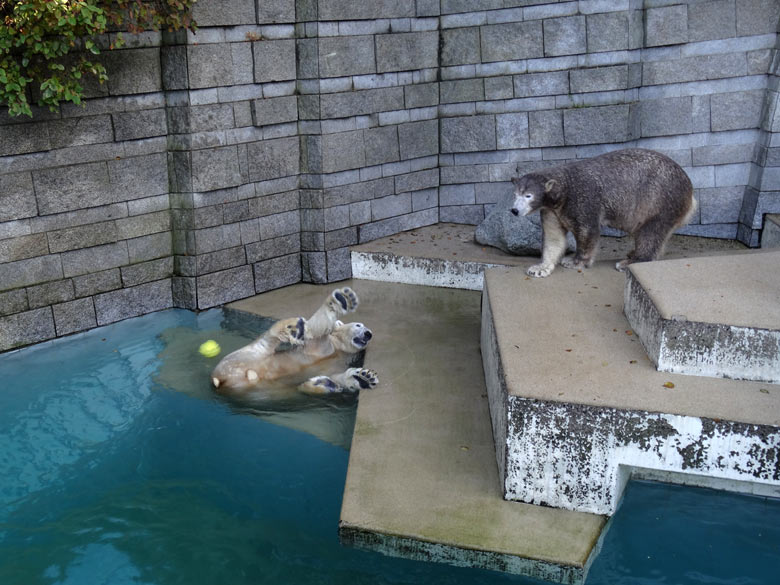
561 225 599 270
305 287 359 340
617 218 674 271
298 368 379 396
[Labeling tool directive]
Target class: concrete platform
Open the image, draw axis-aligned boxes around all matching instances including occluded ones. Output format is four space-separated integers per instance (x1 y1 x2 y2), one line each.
482 263 780 517
763 214 780 248
227 280 606 584
625 251 780 384
352 223 748 290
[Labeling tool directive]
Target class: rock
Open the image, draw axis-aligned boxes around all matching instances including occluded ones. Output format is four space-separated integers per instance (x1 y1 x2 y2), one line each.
475 189 576 255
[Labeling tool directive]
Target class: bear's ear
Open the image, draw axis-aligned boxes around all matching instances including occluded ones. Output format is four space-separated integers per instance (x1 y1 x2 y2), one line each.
511 177 521 187
544 179 558 193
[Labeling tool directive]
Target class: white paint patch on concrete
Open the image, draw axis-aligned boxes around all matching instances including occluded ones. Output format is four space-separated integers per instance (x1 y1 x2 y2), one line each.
351 251 503 290
503 397 780 516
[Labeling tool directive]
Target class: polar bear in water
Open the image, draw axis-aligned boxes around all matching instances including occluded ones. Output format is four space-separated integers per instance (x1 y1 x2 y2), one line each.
210 287 378 400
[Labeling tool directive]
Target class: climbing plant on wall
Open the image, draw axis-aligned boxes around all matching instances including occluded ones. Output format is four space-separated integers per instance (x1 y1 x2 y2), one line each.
0 0 196 117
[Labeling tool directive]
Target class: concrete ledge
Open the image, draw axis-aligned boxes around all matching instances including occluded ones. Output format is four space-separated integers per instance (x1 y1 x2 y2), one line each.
625 251 780 384
482 265 780 517
762 214 780 248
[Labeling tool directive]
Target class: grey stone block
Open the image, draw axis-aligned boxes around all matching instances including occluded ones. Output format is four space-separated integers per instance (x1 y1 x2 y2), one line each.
698 186 745 224
0 255 63 292
53 297 97 336
325 247 352 282
475 181 512 205
319 36 376 78
254 253 301 292
318 0 415 20
113 109 167 141
0 234 49 263
376 32 438 73
441 27 481 66
250 190 300 217
0 307 56 351
570 66 628 94
258 0 296 23
365 126 400 166
544 16 586 57
194 223 241 255
61 242 128 278
190 146 242 192
440 79 484 104
192 0 256 25
645 5 688 47
372 193 412 220
48 221 118 254
297 38 319 80
440 115 496 153
688 0 737 42
121 257 174 286
258 210 300 239
322 130 365 173
0 172 36 222
484 77 514 100
252 96 298 126
481 22 543 62
73 269 122 298
172 276 197 309
0 288 27 316
320 88 405 119
405 83 439 108
247 136 300 182
440 184 475 206
358 208 437 242
254 40 297 83
711 90 764 132
564 104 632 145
322 206 350 231
26 279 75 310
161 45 189 91
350 200 372 224
736 0 780 36
0 121 51 156
693 144 754 166
302 251 327 283
440 205 483 224
127 232 173 263
171 104 236 134
246 233 300 263
324 227 358 250
496 112 529 150
641 97 692 138
395 169 439 193
94 279 173 324
441 164 490 184
413 188 438 210
49 115 113 148
34 162 111 215
643 53 746 86
586 11 629 53
399 119 439 160
108 153 169 202
513 71 568 98
105 48 162 95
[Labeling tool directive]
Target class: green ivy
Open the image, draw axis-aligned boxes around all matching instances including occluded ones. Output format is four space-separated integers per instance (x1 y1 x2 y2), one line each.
0 0 196 117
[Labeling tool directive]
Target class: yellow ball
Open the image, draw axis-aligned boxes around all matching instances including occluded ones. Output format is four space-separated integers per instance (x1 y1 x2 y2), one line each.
199 340 221 358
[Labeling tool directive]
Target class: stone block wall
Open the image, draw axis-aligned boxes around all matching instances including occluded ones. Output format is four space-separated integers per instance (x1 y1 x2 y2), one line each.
1 0 780 351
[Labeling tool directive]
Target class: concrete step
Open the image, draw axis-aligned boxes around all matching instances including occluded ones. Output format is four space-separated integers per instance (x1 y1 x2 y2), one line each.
228 280 606 585
762 214 780 248
625 250 780 384
481 262 780 518
352 223 749 290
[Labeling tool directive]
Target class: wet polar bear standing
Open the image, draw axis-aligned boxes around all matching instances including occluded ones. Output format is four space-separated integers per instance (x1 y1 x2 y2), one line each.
210 287 378 401
510 148 696 278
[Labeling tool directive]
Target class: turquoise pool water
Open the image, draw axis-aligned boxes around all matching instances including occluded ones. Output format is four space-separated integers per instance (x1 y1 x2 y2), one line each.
1 309 778 585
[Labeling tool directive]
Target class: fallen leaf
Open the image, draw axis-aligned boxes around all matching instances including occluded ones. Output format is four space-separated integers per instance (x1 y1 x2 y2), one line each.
565 349 573 352
760 388 769 394
663 382 675 389
604 304 612 307
629 360 637 364
625 330 633 336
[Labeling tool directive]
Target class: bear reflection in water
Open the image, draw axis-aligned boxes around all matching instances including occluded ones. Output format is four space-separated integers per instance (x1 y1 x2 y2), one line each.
210 287 378 402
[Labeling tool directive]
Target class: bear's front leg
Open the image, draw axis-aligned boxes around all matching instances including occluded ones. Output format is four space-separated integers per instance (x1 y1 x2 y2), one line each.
527 210 567 278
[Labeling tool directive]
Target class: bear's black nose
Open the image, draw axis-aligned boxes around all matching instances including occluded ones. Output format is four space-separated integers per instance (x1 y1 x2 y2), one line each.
510 208 519 216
